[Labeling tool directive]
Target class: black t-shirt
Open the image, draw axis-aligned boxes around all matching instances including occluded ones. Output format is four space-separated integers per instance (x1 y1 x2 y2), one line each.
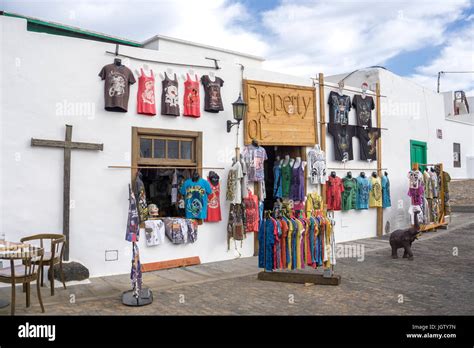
161 72 180 116
328 91 351 125
352 94 375 127
328 123 356 161
201 75 224 112
356 126 381 161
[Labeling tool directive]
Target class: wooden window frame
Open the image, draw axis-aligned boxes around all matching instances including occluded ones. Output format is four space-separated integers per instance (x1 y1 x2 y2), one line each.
131 127 202 181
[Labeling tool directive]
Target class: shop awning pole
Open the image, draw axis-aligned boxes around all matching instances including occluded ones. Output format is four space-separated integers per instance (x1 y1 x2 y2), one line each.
376 82 383 237
108 165 225 170
318 73 327 205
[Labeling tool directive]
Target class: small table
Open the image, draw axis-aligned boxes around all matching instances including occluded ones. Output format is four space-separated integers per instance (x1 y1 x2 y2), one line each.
0 241 38 309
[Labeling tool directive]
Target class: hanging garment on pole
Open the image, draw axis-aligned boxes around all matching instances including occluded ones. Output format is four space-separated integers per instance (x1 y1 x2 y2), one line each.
307 145 327 184
356 175 371 209
134 172 148 223
130 242 142 298
258 217 276 271
273 162 283 198
290 162 305 202
137 68 156 116
369 176 383 208
382 174 391 208
326 175 344 211
161 72 180 116
281 161 292 198
342 176 357 210
183 73 201 117
126 185 140 243
227 203 246 250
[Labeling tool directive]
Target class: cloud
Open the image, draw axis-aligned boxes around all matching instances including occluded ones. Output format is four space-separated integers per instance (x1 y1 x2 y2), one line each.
409 21 474 94
2 0 268 56
261 0 471 78
2 0 472 94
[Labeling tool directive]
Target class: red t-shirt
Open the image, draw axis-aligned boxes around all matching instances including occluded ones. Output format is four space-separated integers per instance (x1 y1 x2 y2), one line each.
137 68 156 115
243 190 259 232
326 176 344 210
205 181 221 222
183 73 201 117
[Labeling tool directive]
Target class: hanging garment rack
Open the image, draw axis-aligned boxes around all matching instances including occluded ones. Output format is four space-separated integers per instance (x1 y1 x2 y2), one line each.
310 78 387 98
326 167 388 171
317 122 389 130
106 44 221 70
108 165 225 170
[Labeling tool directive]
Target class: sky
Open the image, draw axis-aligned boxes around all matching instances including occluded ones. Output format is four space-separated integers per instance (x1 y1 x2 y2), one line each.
2 0 473 94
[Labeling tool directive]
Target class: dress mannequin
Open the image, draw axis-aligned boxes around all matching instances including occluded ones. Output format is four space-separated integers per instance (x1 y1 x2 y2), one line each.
282 155 290 166
361 82 368 99
293 156 306 169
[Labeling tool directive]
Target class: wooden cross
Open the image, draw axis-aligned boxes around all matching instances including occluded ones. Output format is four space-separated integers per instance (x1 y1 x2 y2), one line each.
31 125 103 261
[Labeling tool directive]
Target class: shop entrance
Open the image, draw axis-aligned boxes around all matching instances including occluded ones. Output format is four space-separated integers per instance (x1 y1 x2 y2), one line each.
262 145 306 211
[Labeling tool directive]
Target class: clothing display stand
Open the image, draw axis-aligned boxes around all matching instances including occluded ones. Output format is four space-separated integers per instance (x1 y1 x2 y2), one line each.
122 184 153 307
257 210 341 286
417 162 449 232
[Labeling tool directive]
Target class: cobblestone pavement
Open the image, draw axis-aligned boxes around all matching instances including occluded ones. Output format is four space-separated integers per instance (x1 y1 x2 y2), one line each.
1 213 473 316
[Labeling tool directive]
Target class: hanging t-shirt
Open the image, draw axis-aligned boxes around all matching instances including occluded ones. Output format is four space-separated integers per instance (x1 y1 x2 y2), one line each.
226 161 243 204
137 68 156 116
161 72 180 116
352 94 374 127
429 171 439 198
243 190 259 233
281 161 292 198
179 178 212 219
307 146 327 185
201 75 224 112
242 145 267 182
183 73 201 117
305 192 324 215
273 162 282 198
205 180 222 222
342 176 357 210
382 175 391 208
326 175 344 211
328 91 351 125
99 63 136 112
144 219 165 246
328 123 356 162
356 127 381 161
369 176 383 208
356 175 371 209
408 170 423 189
408 186 424 206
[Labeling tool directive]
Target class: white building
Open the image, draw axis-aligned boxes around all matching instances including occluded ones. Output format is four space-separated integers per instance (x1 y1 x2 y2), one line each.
1 13 472 277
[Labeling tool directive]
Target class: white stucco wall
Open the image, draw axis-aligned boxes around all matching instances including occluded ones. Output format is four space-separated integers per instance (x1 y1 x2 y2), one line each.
0 16 260 277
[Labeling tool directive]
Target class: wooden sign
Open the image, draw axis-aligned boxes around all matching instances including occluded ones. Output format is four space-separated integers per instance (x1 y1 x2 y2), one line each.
243 79 317 145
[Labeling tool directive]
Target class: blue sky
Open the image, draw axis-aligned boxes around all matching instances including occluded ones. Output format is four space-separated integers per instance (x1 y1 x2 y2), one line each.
2 0 473 93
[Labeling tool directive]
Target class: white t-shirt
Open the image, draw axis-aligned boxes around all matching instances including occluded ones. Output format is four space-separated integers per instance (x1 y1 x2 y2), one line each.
144 220 165 246
227 161 243 204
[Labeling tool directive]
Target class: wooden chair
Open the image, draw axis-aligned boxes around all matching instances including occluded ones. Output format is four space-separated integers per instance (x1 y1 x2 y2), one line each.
0 247 45 315
20 234 67 296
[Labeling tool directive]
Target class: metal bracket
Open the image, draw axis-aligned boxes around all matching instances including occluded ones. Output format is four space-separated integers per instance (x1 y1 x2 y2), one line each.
205 57 221 70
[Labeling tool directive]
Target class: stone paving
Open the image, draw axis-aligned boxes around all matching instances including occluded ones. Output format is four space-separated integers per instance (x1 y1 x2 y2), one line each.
1 213 473 316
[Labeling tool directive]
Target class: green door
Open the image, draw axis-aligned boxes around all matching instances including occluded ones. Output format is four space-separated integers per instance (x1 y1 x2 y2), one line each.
410 140 427 171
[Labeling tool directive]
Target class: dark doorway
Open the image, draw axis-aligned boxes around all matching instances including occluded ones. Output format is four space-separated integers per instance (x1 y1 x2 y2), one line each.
262 145 306 211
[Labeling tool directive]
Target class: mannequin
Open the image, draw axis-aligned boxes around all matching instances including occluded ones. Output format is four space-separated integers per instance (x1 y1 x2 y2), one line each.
347 171 352 178
360 171 366 178
192 171 200 182
384 171 389 176
430 167 435 173
114 57 122 66
251 139 259 147
289 157 295 167
372 171 377 178
209 71 216 80
331 171 337 178
293 156 306 169
282 155 290 166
